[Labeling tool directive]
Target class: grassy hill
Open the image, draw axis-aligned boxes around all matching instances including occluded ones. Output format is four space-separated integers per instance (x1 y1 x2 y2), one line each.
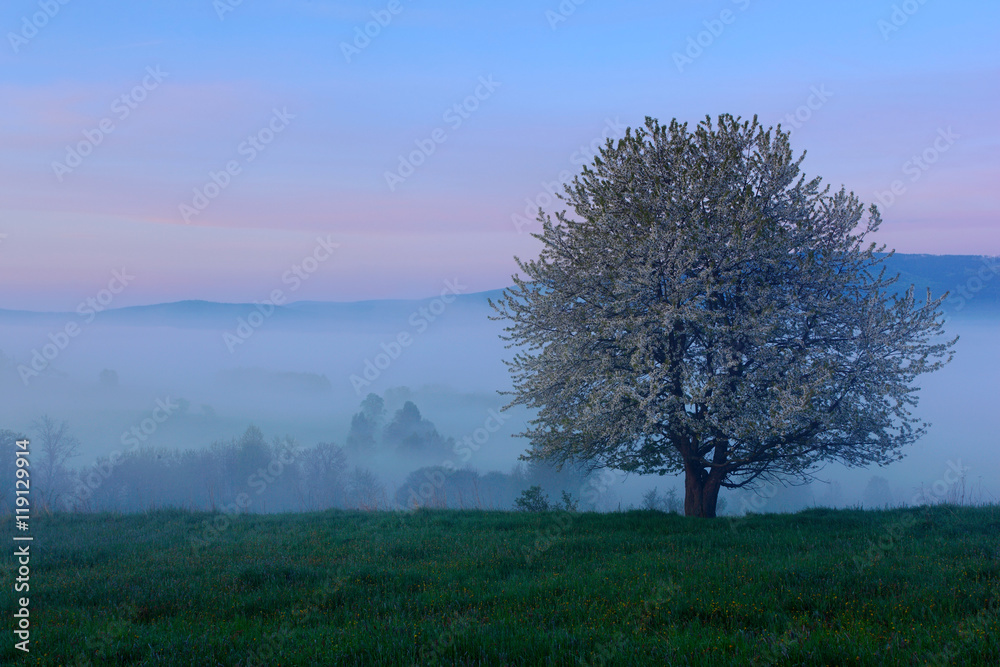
2 505 998 665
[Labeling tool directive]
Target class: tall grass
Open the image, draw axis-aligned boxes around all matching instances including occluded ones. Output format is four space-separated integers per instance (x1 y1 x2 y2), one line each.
1 504 998 665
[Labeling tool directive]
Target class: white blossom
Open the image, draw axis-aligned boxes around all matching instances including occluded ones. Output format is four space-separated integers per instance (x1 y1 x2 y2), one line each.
491 115 956 518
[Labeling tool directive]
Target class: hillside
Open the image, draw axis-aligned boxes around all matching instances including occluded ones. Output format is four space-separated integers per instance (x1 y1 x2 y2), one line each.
0 254 996 327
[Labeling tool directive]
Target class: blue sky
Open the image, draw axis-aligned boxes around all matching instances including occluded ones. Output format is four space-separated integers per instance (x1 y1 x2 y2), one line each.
1 0 997 309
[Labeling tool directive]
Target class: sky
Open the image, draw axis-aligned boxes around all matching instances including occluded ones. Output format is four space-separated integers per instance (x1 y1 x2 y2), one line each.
1 0 998 311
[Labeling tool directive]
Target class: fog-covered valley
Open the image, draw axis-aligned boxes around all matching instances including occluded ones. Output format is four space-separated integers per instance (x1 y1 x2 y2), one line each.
2 254 998 515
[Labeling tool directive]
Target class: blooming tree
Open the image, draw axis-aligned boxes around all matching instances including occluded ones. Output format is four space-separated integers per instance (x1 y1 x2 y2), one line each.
491 115 956 517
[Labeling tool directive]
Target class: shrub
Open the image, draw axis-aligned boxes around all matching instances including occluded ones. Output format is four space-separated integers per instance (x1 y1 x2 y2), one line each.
513 485 550 512
642 487 683 514
642 488 662 511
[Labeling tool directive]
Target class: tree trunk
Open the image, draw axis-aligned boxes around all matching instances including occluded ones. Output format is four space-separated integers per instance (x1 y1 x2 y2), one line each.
684 462 723 518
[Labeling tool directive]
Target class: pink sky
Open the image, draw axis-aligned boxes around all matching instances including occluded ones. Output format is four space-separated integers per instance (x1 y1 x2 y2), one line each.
0 1 996 310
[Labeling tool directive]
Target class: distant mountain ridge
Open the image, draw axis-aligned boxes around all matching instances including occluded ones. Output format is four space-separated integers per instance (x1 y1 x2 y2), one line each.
0 255 997 327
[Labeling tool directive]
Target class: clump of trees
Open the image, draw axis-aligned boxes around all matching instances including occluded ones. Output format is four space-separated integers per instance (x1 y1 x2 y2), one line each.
346 393 455 459
59 425 395 514
1 392 586 514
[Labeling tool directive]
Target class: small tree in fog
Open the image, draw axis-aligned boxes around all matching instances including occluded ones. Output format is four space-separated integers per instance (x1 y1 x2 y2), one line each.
202 425 272 507
862 475 894 509
492 115 956 518
382 401 454 456
31 415 81 510
513 485 550 512
346 393 384 457
559 490 579 511
345 467 385 510
642 487 682 514
298 441 348 510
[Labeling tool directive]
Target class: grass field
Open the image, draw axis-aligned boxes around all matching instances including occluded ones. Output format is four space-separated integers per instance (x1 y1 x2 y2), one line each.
2 504 998 666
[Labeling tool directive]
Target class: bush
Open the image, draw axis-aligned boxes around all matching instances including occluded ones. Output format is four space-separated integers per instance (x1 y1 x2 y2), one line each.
513 485 550 512
642 487 682 514
642 488 661 511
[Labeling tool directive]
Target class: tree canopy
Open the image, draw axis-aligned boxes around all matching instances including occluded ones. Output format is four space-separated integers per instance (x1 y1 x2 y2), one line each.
491 114 956 517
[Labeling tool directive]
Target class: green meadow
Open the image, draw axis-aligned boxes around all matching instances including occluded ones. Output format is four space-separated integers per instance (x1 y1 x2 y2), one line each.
2 505 998 666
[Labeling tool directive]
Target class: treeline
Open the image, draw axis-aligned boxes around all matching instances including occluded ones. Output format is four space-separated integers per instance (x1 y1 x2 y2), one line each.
0 394 594 514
